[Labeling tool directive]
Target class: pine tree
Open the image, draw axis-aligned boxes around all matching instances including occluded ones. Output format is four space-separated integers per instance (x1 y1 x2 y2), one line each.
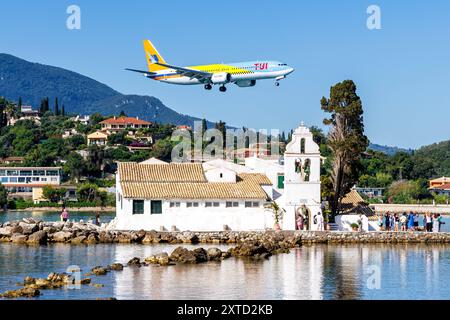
119 110 126 117
18 97 22 108
321 80 369 217
61 104 66 117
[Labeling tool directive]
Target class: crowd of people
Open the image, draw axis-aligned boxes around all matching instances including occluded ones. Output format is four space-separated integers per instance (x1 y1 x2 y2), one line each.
377 212 445 233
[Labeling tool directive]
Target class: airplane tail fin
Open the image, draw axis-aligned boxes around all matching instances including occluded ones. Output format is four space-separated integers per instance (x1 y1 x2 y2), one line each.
143 39 168 72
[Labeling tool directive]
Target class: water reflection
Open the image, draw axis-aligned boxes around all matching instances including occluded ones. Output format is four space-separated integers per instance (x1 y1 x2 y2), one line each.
1 243 450 300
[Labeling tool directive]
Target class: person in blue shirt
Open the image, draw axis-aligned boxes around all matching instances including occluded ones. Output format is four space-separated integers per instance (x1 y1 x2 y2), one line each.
408 212 415 231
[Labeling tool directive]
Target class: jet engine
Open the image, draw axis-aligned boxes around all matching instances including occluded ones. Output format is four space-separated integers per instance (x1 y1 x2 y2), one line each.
211 72 232 84
235 80 256 87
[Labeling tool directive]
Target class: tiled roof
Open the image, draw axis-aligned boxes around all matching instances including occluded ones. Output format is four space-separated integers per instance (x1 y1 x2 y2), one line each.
238 173 272 185
87 131 109 139
339 190 375 216
121 181 268 200
433 183 450 190
118 162 272 200
118 162 207 183
100 117 151 125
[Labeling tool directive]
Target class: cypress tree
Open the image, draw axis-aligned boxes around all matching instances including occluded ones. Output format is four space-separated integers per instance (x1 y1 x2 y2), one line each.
54 97 60 116
321 80 369 217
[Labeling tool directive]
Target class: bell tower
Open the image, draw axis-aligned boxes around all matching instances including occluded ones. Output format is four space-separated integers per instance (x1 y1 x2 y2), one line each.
282 122 322 230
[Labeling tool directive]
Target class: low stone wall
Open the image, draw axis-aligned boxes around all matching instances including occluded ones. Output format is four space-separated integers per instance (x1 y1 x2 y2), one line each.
1 218 450 245
371 204 450 214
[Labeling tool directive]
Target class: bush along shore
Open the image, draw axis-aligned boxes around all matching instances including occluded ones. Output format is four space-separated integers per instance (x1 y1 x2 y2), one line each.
2 218 450 245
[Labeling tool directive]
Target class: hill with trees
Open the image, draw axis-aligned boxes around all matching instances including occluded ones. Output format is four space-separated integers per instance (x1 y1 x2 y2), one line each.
0 53 214 127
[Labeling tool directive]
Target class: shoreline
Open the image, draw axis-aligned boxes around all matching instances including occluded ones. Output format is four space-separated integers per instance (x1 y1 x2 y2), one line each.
2 217 450 245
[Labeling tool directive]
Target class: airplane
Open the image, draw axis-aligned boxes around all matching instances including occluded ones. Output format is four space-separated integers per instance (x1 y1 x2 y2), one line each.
126 40 295 92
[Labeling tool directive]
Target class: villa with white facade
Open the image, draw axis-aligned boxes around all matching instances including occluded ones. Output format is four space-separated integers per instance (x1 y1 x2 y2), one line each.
113 123 323 231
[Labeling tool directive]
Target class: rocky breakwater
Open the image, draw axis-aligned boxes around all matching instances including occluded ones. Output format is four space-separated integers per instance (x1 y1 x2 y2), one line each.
2 218 450 245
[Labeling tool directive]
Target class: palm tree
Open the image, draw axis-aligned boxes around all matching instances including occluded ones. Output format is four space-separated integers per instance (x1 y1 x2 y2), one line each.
265 201 285 229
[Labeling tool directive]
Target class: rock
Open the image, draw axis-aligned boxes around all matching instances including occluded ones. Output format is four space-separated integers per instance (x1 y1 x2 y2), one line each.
145 252 171 266
11 233 28 243
91 283 104 288
127 257 141 266
18 222 39 235
192 248 208 263
169 247 197 264
0 226 14 237
91 266 108 276
52 231 73 242
109 263 124 271
230 242 270 257
1 287 40 298
27 231 48 244
207 248 223 261
71 235 87 244
80 278 91 285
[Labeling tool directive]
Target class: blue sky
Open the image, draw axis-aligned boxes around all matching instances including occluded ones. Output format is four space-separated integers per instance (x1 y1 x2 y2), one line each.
1 0 449 149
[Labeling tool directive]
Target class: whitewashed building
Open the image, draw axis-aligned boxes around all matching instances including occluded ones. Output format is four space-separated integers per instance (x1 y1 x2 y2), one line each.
113 162 275 231
112 123 323 231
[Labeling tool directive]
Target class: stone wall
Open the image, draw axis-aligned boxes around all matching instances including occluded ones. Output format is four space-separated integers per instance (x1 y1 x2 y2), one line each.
371 204 450 214
2 218 450 245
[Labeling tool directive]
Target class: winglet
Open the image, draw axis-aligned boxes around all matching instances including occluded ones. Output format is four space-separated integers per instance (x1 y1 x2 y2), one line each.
143 40 168 72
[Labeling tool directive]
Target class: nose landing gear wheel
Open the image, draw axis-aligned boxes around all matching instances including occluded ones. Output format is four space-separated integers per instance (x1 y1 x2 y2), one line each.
204 84 212 90
219 85 227 92
275 82 280 87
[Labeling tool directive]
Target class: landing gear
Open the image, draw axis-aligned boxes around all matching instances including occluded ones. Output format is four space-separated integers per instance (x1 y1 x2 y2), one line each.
204 84 212 90
219 85 227 92
275 81 280 87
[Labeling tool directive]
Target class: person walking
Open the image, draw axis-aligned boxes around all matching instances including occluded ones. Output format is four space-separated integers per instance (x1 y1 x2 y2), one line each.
316 212 324 231
413 213 419 231
60 206 69 222
408 212 415 231
95 212 101 226
394 214 399 232
400 213 407 231
432 214 440 233
385 212 391 231
437 214 445 232
296 214 304 231
377 214 383 231
360 214 369 232
426 213 433 232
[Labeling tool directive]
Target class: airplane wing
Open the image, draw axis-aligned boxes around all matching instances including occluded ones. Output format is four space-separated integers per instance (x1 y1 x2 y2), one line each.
155 62 212 82
125 68 157 76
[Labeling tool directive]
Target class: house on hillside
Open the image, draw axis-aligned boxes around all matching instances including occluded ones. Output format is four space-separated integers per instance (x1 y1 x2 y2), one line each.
0 166 63 203
100 116 152 133
87 131 109 146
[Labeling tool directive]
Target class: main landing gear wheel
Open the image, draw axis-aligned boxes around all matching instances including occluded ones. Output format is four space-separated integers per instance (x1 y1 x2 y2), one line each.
219 85 227 92
204 84 212 90
275 82 280 87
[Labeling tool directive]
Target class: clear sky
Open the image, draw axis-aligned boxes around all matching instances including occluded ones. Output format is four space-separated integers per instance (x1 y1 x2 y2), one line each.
1 0 449 149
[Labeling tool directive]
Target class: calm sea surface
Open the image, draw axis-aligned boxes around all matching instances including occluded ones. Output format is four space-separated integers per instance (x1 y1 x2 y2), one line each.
1 211 450 300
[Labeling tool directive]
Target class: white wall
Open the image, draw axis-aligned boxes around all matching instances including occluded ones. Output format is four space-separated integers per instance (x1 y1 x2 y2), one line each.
335 215 380 231
115 196 276 231
204 167 236 182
